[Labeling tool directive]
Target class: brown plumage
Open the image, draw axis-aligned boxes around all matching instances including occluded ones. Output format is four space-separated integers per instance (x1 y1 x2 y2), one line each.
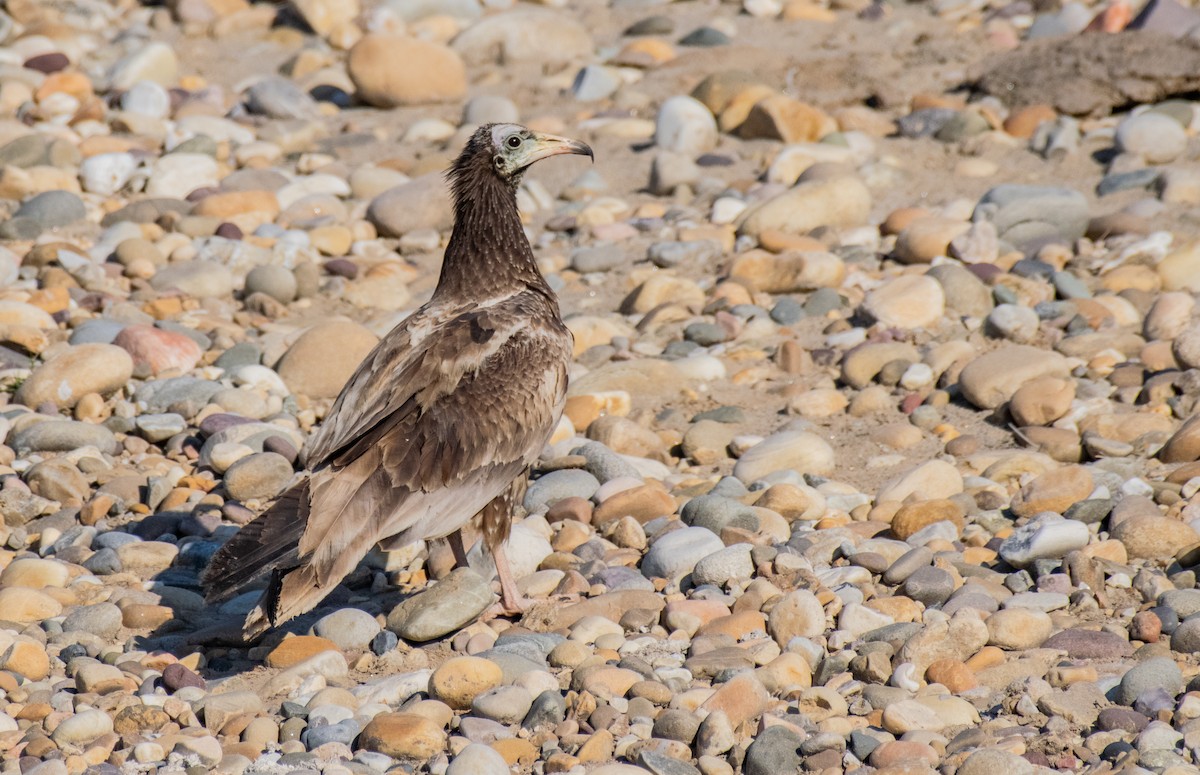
202 124 591 639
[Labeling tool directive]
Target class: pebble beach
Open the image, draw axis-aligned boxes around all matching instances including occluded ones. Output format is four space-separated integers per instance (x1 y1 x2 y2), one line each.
2 0 1200 774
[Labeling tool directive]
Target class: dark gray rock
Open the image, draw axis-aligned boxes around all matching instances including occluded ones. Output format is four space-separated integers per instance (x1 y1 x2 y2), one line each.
301 718 360 749
1114 657 1183 706
902 566 955 606
522 689 566 729
639 750 701 775
744 724 804 775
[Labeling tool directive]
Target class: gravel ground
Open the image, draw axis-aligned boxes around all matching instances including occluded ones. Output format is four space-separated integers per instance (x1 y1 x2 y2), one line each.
3 0 1200 774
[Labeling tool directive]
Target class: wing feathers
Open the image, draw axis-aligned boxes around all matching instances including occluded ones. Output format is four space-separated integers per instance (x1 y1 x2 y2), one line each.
204 290 572 635
202 480 310 602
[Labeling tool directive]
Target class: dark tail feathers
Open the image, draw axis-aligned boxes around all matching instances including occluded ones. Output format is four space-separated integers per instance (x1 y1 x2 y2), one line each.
202 479 310 605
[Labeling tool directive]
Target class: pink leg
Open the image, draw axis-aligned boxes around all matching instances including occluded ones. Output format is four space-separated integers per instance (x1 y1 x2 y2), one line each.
491 542 529 616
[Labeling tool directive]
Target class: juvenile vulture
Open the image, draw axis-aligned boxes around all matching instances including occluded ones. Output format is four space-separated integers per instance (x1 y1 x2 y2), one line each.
203 123 591 638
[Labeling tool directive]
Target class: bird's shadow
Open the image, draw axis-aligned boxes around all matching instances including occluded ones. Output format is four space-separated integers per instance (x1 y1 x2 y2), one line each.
130 529 412 683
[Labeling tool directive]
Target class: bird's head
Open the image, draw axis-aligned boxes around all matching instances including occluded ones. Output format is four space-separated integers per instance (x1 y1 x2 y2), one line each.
452 123 593 190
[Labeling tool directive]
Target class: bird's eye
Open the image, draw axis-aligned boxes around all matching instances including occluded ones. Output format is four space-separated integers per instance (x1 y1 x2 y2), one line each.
506 135 522 149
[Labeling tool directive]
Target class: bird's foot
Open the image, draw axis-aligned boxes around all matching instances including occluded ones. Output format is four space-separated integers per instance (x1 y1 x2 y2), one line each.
483 541 531 619
484 589 531 620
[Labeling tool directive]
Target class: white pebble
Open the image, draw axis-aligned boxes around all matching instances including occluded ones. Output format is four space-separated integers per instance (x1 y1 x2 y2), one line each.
121 80 171 118
405 119 458 143
672 354 727 382
899 363 934 390
209 442 254 474
133 742 165 763
1107 573 1132 589
890 662 921 692
743 0 782 17
654 95 718 156
230 364 290 395
711 197 747 225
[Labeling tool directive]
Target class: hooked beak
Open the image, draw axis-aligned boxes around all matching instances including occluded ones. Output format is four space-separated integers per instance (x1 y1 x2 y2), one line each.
521 132 594 166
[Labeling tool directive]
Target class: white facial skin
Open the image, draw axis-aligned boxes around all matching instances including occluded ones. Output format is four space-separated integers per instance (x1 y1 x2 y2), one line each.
488 124 593 179
490 124 532 178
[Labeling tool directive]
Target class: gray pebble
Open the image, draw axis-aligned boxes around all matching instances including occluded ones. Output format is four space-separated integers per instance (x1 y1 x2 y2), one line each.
1053 271 1091 299
70 319 126 345
387 567 493 642
639 749 702 775
492 631 563 660
649 151 700 196
901 566 955 605
463 95 519 125
523 468 600 512
1096 168 1161 197
1115 657 1183 706
135 377 222 416
223 452 294 501
136 413 187 443
62 603 123 639
301 718 360 749
245 264 299 303
570 243 624 273
881 546 933 585
1063 498 1112 525
0 135 51 167
215 342 263 370
475 650 546 683
942 590 999 616
804 288 843 316
569 441 640 483
11 421 118 455
653 708 700 743
82 547 122 575
973 184 1089 253
682 493 759 535
744 724 805 775
246 76 319 120
14 190 87 229
691 543 754 587
770 297 805 325
572 65 622 101
313 608 381 651
898 108 959 138
151 260 234 298
648 240 720 269
986 304 1039 342
679 26 731 46
523 689 566 729
457 715 512 744
642 526 724 579
471 685 533 725
1170 617 1200 654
